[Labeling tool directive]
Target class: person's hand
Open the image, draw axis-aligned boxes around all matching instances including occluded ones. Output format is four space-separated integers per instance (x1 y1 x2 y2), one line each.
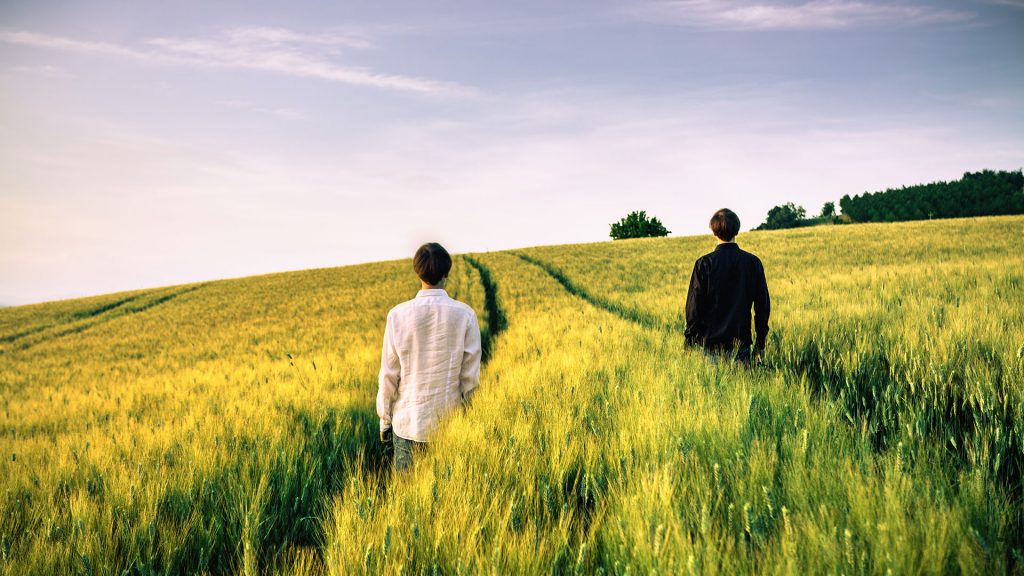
379 426 394 462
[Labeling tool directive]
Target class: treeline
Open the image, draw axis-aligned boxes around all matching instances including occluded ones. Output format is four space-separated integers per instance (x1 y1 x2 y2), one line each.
758 169 1024 230
839 169 1024 222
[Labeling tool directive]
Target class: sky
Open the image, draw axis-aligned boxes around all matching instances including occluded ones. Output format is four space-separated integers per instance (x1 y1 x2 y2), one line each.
1 0 1022 306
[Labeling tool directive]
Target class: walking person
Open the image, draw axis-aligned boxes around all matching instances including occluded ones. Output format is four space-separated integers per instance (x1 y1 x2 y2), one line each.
377 243 482 471
684 209 771 366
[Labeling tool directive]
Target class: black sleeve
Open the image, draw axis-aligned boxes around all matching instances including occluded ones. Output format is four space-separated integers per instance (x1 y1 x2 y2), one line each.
753 259 770 350
684 259 705 347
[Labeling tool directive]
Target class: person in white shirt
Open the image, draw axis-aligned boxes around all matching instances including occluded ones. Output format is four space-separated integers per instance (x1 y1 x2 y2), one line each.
377 242 482 471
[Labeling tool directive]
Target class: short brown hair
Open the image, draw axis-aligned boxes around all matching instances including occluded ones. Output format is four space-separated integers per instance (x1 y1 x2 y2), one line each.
413 243 452 285
710 209 740 241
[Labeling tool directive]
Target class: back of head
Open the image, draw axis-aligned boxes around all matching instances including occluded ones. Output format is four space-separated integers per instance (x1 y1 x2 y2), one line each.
413 243 452 286
710 209 740 242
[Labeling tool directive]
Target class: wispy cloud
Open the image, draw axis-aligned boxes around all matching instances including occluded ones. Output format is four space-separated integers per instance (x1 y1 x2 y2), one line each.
220 26 374 49
630 0 975 30
8 64 77 79
0 27 472 96
221 99 309 120
0 30 169 61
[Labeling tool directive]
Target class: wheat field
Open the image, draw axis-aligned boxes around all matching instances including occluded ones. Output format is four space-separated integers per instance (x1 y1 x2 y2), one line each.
2 216 1022 574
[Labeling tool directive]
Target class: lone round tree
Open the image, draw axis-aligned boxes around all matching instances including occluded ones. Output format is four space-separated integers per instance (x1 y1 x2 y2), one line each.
609 211 671 240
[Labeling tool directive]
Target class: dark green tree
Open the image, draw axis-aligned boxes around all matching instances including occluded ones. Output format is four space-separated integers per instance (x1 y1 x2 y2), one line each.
609 211 671 240
837 170 1023 223
819 201 836 219
758 203 807 230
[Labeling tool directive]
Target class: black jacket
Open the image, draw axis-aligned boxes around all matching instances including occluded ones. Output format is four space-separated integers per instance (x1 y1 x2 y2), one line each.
684 242 770 350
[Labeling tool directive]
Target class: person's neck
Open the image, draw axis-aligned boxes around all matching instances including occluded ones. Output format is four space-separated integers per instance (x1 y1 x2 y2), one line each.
717 238 736 245
421 281 445 291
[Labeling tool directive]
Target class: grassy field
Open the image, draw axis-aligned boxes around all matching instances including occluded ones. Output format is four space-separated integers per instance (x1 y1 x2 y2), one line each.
1 216 1022 574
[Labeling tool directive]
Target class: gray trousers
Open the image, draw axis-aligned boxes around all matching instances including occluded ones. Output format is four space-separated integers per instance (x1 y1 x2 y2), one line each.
393 434 425 471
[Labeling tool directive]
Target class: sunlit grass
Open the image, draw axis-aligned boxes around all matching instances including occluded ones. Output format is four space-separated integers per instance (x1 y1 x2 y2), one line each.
1 217 1022 574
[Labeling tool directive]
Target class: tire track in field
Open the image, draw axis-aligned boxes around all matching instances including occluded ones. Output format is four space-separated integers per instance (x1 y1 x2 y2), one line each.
512 252 675 331
0 294 147 344
463 255 509 364
10 284 207 351
0 323 55 344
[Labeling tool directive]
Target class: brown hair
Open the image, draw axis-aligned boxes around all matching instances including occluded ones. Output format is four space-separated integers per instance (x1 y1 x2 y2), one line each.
413 243 452 285
709 209 740 241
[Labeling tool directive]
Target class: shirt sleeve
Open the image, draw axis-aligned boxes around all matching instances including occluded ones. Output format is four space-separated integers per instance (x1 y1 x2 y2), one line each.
459 312 482 403
684 259 705 347
753 259 771 350
376 312 401 430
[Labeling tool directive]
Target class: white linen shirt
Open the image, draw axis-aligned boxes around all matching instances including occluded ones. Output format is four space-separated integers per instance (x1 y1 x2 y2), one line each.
376 289 482 443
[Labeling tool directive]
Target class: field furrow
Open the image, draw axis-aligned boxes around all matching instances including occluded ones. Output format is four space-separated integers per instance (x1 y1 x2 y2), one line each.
0 290 153 346
6 283 209 352
462 256 509 363
513 252 670 330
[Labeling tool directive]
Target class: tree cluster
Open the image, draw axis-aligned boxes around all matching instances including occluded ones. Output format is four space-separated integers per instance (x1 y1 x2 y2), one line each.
754 170 1022 230
609 211 671 240
756 203 807 230
839 170 1024 223
755 202 840 230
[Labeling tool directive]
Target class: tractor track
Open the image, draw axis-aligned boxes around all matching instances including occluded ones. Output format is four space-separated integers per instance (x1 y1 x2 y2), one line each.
462 255 508 364
512 252 676 332
7 283 208 352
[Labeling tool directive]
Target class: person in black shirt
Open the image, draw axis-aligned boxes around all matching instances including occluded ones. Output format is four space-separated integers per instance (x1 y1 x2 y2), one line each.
684 208 770 365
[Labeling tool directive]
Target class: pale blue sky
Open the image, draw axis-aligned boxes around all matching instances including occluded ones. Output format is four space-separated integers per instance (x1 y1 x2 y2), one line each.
1 0 1022 305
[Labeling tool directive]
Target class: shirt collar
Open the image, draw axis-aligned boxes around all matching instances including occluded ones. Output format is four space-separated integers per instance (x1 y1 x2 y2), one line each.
416 288 449 298
715 242 739 251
